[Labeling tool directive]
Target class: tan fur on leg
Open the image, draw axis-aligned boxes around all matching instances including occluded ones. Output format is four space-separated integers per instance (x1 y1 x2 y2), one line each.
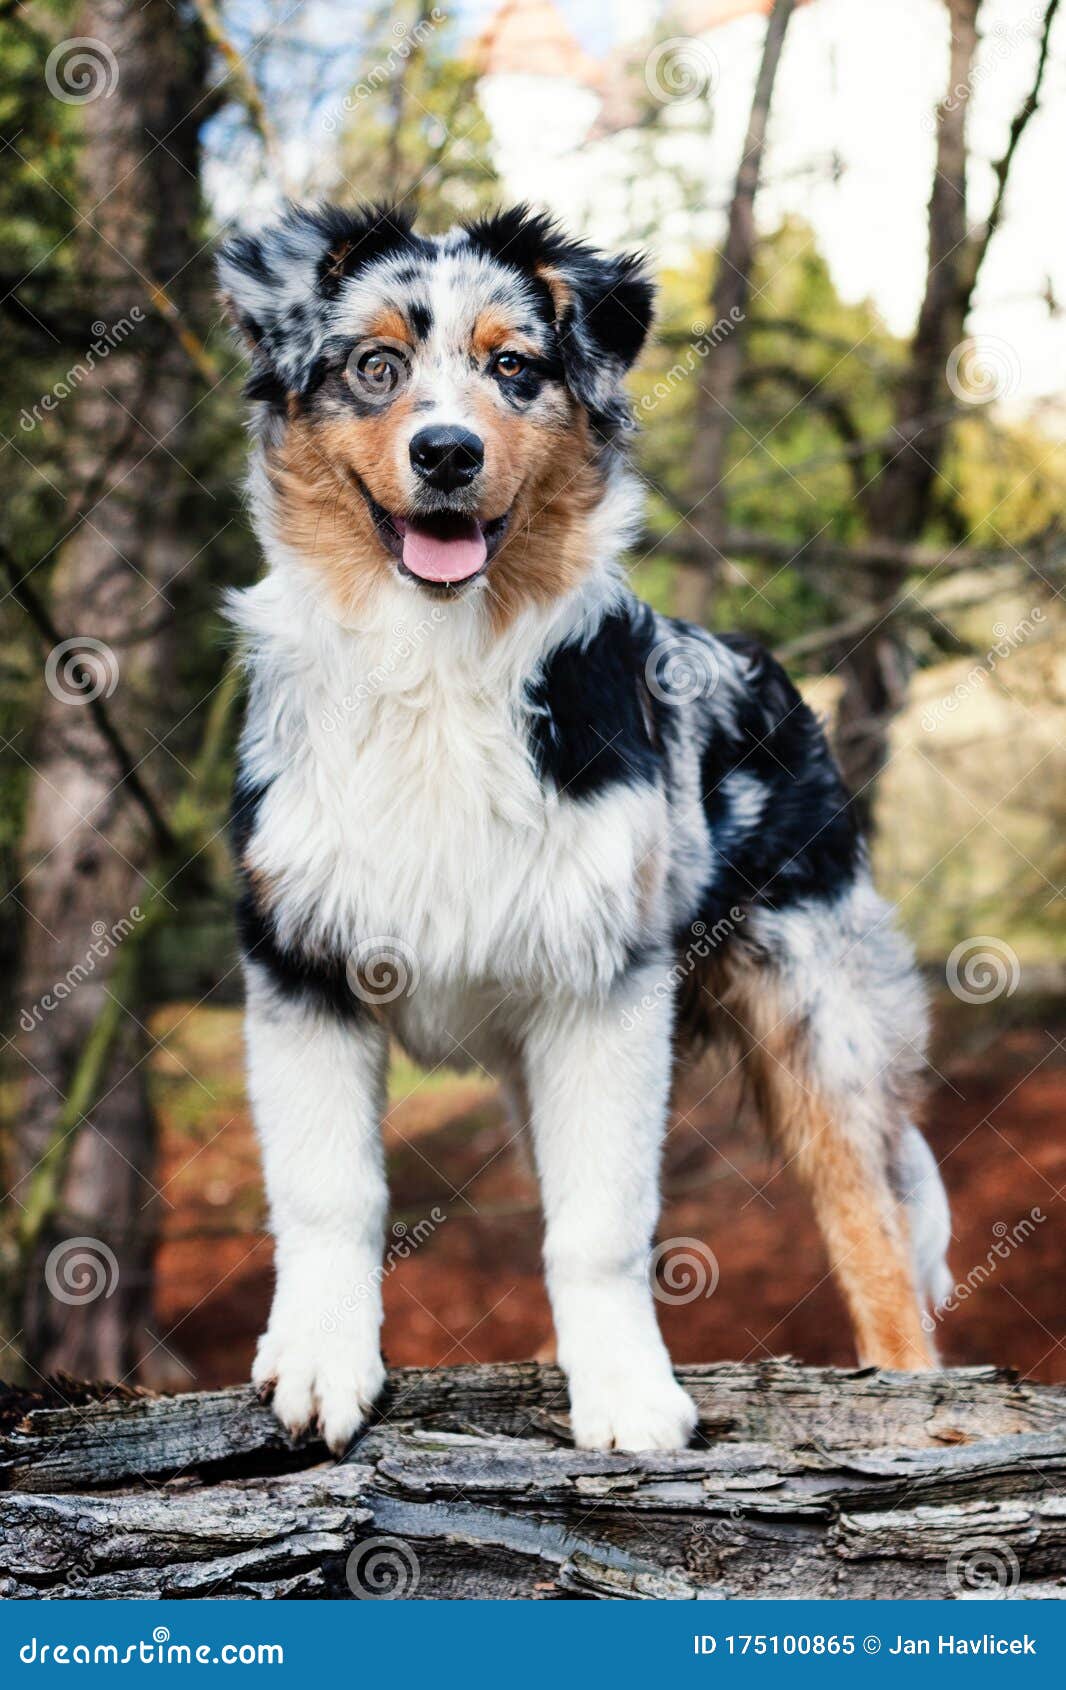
699 951 935 1372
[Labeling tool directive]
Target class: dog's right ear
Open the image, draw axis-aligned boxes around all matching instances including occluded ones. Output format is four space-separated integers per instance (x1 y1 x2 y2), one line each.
463 205 654 437
217 202 416 396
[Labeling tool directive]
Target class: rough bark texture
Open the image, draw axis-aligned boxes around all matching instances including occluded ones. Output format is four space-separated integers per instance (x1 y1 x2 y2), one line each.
2 1362 1064 1600
10 0 206 1382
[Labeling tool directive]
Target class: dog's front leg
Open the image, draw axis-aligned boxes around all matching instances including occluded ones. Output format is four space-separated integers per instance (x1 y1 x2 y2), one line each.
524 970 697 1452
245 980 388 1452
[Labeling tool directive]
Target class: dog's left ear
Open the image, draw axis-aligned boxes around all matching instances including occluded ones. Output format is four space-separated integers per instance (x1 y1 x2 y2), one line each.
466 207 654 433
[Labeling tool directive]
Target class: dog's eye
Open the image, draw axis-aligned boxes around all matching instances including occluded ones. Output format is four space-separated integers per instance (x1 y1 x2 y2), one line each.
493 352 525 378
346 342 411 401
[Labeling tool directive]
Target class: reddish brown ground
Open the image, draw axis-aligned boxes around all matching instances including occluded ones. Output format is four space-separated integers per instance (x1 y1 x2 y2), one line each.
153 1013 1065 1390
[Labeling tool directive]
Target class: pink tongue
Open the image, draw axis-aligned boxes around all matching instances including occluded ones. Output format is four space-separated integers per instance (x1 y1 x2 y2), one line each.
400 519 487 583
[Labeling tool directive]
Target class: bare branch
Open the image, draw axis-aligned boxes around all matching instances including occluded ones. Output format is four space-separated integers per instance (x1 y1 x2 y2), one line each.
967 0 1061 283
191 0 289 188
737 362 871 492
143 278 224 384
0 541 178 859
676 0 797 620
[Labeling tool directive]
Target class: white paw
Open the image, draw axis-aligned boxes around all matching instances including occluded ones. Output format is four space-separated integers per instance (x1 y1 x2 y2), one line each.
253 1315 385 1454
568 1368 698 1453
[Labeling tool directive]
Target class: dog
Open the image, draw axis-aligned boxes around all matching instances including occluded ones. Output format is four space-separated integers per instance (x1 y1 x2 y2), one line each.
218 202 952 1454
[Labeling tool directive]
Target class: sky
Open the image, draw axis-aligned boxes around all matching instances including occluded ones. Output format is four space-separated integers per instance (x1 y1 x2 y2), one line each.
207 0 1066 418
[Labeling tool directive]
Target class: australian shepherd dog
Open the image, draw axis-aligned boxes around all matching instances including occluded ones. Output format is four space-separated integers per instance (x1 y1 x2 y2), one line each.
218 203 951 1454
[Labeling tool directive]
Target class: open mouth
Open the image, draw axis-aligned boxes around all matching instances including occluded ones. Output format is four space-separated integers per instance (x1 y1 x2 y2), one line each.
355 480 510 587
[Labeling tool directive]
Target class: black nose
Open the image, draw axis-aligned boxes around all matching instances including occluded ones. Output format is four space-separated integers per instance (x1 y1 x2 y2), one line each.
409 425 484 492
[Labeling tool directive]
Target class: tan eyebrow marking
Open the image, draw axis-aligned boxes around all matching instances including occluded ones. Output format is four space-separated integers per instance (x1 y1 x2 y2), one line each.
472 309 540 361
365 306 413 344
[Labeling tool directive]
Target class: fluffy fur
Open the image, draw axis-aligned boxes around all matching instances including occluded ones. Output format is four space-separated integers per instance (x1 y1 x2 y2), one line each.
220 203 951 1454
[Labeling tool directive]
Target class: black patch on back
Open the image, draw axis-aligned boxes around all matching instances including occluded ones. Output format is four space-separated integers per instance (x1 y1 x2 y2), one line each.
230 773 366 1023
693 632 863 929
526 604 669 802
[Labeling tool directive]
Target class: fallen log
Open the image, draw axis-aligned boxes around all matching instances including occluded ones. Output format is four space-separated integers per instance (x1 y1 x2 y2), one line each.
2 1361 1065 1600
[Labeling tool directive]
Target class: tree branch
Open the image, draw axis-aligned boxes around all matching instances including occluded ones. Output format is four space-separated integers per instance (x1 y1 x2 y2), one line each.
191 0 288 188
737 361 872 492
1 542 179 860
967 0 1061 283
676 0 797 620
2 1362 1064 1598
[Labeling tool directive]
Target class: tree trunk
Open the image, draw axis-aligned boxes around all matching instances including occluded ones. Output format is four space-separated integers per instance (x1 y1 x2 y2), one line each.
833 0 978 822
8 0 206 1384
833 0 1058 824
2 1362 1065 1599
675 0 796 625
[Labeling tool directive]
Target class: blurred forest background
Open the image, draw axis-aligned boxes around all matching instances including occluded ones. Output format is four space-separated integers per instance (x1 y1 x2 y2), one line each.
1 0 1064 1398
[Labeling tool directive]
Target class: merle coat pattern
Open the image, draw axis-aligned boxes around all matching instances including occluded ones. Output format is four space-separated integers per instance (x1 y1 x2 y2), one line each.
218 203 951 1453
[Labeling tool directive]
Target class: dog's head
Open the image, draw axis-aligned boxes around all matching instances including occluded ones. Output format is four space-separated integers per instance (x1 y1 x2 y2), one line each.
218 203 653 621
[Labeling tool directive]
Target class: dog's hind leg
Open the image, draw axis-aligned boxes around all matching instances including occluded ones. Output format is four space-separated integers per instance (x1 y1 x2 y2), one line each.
895 1117 954 1316
706 884 949 1371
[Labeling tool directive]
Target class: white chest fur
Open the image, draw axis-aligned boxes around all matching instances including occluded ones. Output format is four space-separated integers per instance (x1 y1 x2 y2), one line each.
235 567 667 1024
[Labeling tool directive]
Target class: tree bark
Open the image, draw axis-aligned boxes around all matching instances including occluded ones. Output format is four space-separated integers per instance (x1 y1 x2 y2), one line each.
675 0 796 624
8 0 206 1384
2 1362 1064 1599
